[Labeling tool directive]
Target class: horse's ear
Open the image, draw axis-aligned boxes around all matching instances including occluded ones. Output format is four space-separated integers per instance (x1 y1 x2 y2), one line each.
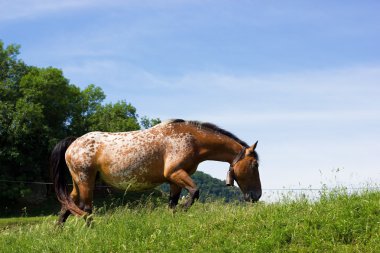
245 141 258 156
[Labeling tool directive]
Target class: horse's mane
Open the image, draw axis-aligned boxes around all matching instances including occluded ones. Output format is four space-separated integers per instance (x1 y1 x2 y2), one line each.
166 119 250 148
166 119 259 160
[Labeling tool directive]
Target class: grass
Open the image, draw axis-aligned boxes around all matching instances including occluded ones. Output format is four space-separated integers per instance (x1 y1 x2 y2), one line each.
1 190 379 252
0 216 53 230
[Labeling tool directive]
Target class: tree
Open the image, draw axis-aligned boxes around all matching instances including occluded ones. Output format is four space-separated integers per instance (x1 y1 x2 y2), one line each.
0 41 159 202
68 84 106 136
140 116 161 129
88 101 140 132
0 42 28 102
1 64 81 200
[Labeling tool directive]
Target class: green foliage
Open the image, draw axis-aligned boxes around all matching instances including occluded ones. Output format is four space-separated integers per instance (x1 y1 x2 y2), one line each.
140 116 161 129
0 41 157 201
159 171 241 202
0 47 80 200
0 190 379 252
67 83 106 136
192 171 242 202
0 42 28 102
88 101 140 132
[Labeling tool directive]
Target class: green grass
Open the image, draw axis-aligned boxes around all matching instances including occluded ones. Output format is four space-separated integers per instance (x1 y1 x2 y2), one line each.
0 216 53 230
1 190 379 252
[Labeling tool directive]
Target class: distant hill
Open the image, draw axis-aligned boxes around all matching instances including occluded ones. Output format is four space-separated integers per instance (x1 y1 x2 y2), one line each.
159 171 242 202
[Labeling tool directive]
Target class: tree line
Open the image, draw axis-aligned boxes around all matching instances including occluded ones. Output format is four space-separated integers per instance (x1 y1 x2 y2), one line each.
0 41 160 201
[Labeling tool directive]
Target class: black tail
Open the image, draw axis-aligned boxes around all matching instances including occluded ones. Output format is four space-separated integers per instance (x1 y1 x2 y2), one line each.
50 137 86 216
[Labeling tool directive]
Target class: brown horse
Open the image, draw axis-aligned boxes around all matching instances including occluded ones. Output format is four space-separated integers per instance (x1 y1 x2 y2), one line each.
50 119 261 224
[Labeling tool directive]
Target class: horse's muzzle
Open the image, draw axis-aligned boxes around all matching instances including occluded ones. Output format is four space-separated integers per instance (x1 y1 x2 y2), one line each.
244 190 262 202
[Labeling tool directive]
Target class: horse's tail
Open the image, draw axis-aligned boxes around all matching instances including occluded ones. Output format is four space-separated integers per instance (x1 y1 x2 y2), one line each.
50 137 87 216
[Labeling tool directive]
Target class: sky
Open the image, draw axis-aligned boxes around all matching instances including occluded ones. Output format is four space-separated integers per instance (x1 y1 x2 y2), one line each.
1 1 380 199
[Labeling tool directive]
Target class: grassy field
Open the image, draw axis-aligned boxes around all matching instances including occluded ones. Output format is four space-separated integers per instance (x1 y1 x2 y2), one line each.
1 190 379 252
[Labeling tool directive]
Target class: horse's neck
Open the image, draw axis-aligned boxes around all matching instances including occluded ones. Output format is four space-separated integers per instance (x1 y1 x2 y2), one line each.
197 133 243 164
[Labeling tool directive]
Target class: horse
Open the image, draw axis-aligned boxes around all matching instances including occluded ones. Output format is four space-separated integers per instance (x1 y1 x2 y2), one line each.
50 119 261 224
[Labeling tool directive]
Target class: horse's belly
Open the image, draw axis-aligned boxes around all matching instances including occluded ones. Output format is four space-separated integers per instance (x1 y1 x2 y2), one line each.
97 135 165 191
101 163 163 191
109 179 160 191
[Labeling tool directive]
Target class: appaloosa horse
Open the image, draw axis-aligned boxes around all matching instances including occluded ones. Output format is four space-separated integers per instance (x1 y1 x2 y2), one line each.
50 119 261 224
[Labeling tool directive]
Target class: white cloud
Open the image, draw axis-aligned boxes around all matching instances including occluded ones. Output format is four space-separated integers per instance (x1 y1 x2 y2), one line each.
0 0 201 21
62 56 380 91
172 65 380 92
135 64 380 121
186 110 380 127
62 59 170 91
0 0 99 20
59 58 380 125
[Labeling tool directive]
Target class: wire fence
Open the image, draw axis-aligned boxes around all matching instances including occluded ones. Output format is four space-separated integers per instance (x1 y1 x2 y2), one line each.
0 179 111 188
1 179 379 191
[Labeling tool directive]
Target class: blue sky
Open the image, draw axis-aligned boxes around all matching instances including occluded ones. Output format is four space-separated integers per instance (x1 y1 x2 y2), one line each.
1 1 380 197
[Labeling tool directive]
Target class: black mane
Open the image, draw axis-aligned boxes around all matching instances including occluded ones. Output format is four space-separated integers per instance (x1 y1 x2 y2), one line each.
167 119 249 148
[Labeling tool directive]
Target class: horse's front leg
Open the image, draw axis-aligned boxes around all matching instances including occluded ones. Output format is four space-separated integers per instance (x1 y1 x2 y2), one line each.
169 183 182 209
166 169 199 209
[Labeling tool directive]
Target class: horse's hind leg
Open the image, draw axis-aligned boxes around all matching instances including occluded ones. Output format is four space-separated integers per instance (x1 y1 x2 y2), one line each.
57 180 79 225
57 209 70 225
75 168 97 225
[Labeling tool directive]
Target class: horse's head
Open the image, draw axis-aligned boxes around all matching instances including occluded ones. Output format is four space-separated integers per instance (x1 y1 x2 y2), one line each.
227 141 261 202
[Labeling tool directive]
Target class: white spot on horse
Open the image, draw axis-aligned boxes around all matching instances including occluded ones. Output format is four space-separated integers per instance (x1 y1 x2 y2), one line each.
79 172 88 182
165 133 193 165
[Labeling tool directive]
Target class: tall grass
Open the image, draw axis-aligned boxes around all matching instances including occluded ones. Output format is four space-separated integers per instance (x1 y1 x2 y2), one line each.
1 189 379 252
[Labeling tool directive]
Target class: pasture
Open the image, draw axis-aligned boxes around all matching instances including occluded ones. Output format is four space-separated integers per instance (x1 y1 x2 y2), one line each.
1 189 379 252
